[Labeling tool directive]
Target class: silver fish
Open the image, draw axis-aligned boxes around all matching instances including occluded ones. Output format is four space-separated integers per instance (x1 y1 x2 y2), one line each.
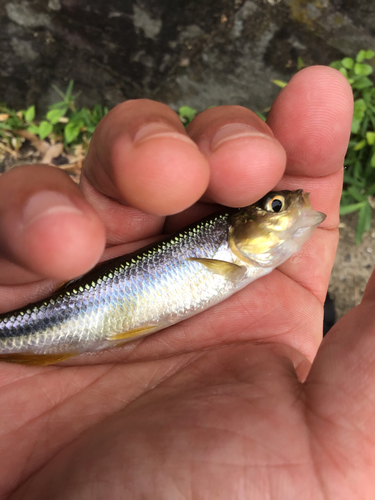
0 190 325 365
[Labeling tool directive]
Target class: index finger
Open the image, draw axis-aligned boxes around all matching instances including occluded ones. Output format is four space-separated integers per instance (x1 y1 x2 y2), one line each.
267 66 353 303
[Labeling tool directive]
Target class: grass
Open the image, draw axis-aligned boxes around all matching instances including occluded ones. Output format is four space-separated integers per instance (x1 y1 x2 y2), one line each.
273 49 375 244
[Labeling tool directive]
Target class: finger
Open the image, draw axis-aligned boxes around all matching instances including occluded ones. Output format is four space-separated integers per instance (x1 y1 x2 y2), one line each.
0 165 105 281
82 99 210 217
268 66 352 228
79 177 165 246
304 272 375 484
267 65 353 178
266 67 353 302
187 105 287 207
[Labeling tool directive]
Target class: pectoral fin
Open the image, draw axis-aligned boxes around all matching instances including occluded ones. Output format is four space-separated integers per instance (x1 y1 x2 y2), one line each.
189 258 245 279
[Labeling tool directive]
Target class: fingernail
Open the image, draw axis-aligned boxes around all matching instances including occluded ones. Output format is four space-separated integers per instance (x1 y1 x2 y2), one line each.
23 191 83 227
211 123 272 151
134 122 198 147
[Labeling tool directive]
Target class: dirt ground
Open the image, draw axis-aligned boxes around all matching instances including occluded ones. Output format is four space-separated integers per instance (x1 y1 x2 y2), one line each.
329 213 375 320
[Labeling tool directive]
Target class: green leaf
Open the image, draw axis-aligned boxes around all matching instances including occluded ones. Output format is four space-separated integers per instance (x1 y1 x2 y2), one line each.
339 67 348 78
27 124 40 134
65 80 74 100
80 108 93 127
356 50 366 63
6 115 22 129
178 106 197 126
38 120 53 139
85 125 96 134
271 79 288 88
351 118 361 134
46 108 67 124
353 99 367 120
64 120 84 144
255 111 266 121
365 203 372 232
329 61 342 70
51 80 79 111
24 105 35 123
297 57 305 70
48 101 69 111
0 122 11 132
366 132 375 145
354 63 373 76
352 76 373 90
356 202 372 244
347 186 366 202
339 201 366 215
365 49 375 60
354 139 367 150
371 151 375 167
341 57 354 69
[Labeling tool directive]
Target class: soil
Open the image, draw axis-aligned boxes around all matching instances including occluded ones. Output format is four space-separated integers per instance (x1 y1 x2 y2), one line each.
329 213 375 319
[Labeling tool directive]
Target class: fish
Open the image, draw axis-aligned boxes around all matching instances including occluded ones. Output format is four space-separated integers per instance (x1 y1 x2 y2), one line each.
0 190 325 365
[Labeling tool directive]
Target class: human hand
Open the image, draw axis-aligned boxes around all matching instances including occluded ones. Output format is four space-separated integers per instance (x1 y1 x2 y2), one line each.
1 66 366 499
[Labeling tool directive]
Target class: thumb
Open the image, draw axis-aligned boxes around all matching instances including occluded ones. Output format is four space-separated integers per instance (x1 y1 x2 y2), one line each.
0 165 105 282
304 269 375 486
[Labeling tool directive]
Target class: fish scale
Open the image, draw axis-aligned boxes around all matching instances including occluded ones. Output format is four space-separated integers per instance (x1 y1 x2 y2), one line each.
0 191 326 364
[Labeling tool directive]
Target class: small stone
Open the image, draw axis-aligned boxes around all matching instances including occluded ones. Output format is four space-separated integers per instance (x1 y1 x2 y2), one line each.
344 253 351 262
366 247 373 253
48 0 61 11
180 58 190 67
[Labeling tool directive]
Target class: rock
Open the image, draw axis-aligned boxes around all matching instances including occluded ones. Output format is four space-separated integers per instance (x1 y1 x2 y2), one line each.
1 0 374 114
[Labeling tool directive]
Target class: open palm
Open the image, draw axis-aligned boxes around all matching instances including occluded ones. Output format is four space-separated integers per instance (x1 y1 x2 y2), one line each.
1 67 371 499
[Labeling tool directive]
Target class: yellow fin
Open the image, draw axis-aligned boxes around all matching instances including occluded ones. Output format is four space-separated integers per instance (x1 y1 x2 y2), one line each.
0 352 77 366
109 325 158 341
189 258 245 279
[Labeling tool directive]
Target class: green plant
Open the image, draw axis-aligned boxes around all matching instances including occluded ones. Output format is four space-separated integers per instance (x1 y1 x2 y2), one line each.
330 49 375 243
0 105 24 146
273 50 375 243
0 81 109 154
178 106 197 127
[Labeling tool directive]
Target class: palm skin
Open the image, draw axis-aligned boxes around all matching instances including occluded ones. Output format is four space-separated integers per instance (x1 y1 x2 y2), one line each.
0 66 371 499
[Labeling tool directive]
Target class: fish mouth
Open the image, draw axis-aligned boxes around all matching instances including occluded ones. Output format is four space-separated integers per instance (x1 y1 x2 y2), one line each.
298 209 326 229
290 208 326 246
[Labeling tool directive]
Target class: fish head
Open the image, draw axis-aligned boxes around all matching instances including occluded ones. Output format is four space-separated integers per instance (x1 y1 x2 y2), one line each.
228 190 326 267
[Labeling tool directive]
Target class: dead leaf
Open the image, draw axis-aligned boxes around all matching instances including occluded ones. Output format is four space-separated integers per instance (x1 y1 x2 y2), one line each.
0 114 9 121
41 142 64 164
55 161 81 183
0 141 17 157
13 129 49 153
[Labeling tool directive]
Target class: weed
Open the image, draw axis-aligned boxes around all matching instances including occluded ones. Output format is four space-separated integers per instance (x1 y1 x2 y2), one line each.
0 81 109 157
178 106 197 126
273 49 375 243
330 49 375 243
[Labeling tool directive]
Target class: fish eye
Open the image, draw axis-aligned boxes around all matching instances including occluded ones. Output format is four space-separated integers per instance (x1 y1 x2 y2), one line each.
265 195 285 213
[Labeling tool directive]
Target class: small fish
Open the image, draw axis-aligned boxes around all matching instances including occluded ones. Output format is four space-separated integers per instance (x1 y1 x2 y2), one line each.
0 190 325 365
